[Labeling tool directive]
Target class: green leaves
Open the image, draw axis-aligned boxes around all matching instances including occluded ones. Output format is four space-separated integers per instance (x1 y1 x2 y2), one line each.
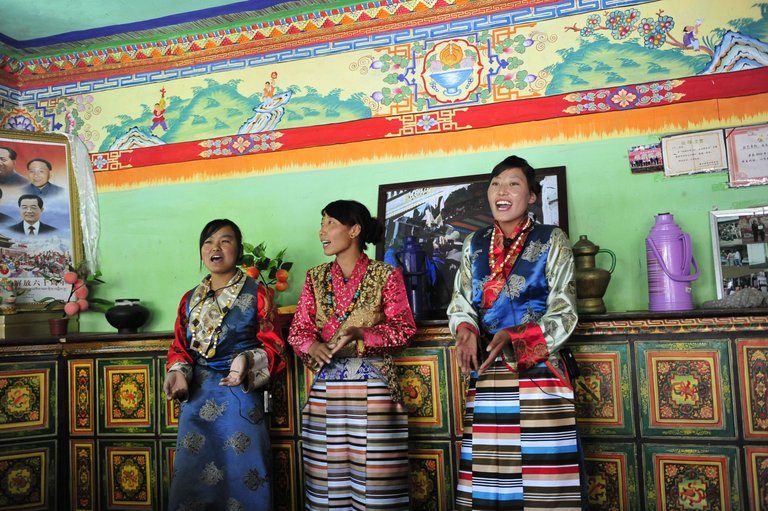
242 241 292 287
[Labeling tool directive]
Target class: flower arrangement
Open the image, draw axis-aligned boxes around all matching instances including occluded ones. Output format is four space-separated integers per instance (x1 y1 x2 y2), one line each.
240 242 293 295
40 263 113 317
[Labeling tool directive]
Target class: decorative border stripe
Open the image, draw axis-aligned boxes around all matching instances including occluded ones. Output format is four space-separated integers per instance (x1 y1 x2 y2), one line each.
89 67 768 173
2 0 649 89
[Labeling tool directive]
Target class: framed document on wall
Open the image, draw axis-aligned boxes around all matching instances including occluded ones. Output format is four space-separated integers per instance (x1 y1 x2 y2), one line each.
0 130 83 306
661 130 727 176
726 124 768 187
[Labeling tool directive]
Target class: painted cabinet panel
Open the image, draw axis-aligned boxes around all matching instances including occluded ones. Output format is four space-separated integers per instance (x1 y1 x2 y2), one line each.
0 314 767 510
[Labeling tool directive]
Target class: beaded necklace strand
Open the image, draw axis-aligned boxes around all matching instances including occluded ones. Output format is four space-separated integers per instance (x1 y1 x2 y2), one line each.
489 216 533 281
324 265 362 322
189 271 243 358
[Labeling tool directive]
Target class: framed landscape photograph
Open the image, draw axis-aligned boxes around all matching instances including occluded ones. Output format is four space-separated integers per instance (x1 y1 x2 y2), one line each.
709 206 768 299
377 167 567 316
0 130 82 306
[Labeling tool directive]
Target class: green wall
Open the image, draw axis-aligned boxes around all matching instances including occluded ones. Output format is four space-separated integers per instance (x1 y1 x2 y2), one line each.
82 132 768 332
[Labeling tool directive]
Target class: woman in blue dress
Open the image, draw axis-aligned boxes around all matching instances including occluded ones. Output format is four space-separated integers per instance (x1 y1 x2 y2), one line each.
163 219 286 510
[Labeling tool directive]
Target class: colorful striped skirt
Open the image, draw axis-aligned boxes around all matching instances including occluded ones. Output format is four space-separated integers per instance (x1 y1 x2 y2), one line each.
456 358 583 511
301 358 410 511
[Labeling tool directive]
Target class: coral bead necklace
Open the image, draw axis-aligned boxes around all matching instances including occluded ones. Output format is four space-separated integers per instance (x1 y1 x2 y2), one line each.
489 216 533 281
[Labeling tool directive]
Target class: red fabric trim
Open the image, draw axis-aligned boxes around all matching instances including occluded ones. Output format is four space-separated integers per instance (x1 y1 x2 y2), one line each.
256 281 287 377
457 322 479 336
505 323 548 371
166 290 194 371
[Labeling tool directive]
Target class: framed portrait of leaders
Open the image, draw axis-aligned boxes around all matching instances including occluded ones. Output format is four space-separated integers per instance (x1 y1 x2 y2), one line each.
0 130 82 305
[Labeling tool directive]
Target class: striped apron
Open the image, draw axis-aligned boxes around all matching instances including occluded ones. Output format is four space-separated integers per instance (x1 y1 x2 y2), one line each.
457 224 583 510
301 357 409 511
456 359 582 510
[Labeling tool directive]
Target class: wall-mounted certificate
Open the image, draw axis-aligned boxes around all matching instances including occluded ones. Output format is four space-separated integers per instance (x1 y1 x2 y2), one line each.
726 123 768 187
661 130 727 177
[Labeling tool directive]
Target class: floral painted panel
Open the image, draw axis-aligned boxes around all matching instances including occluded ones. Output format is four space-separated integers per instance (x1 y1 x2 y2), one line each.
101 441 157 510
571 341 633 437
636 340 735 438
97 358 155 435
0 361 56 438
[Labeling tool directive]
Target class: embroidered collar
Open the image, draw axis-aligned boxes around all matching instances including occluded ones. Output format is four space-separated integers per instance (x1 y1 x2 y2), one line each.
188 269 246 358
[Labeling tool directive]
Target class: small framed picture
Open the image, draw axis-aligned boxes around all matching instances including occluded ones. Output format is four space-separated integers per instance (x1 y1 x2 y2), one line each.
726 124 768 187
709 207 768 299
628 143 663 173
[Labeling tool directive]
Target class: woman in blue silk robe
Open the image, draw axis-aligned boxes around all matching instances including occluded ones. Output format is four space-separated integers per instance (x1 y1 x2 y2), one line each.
447 156 583 511
163 219 286 511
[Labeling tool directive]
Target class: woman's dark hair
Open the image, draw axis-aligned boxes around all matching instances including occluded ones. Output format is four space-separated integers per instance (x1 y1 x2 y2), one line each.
490 155 541 196
199 218 244 265
322 200 384 251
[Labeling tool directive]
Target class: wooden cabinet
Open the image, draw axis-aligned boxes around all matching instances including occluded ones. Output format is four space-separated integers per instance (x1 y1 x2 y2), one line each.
0 311 766 510
570 312 768 511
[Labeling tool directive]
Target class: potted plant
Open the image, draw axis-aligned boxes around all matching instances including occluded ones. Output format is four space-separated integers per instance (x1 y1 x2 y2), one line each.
240 242 293 329
39 264 112 336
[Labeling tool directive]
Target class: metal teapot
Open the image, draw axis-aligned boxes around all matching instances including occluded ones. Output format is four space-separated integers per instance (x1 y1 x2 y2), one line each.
572 235 616 314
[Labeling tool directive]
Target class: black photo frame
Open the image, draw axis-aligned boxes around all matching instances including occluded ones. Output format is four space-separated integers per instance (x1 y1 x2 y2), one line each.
377 166 567 317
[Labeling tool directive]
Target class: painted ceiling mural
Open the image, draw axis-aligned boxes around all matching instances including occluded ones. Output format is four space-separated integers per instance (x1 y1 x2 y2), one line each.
0 0 767 186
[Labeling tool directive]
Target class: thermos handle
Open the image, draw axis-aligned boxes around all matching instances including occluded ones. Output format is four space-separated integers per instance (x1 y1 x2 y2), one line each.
681 233 700 280
598 248 616 274
648 237 699 282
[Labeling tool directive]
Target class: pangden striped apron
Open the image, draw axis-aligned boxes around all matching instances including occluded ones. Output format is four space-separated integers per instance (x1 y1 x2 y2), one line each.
302 357 409 511
456 224 582 511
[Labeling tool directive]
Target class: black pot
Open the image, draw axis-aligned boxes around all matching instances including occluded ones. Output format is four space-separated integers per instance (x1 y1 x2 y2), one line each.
105 299 150 334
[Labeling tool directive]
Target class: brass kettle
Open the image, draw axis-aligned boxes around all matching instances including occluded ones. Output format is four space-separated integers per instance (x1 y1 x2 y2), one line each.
572 235 616 314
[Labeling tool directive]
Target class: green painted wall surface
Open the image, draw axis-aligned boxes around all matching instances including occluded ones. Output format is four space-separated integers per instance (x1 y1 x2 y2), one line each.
82 131 768 332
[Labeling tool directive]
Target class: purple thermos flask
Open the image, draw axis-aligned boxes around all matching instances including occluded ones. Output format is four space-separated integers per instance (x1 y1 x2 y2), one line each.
646 213 700 311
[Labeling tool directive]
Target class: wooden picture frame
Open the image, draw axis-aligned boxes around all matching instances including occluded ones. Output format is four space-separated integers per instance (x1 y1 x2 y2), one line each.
0 130 83 306
377 167 567 315
709 206 768 299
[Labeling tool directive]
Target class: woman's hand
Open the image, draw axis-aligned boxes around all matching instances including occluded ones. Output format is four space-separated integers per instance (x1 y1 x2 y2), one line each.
455 328 479 374
330 326 364 356
308 341 333 368
478 329 511 374
163 371 189 401
219 354 246 387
